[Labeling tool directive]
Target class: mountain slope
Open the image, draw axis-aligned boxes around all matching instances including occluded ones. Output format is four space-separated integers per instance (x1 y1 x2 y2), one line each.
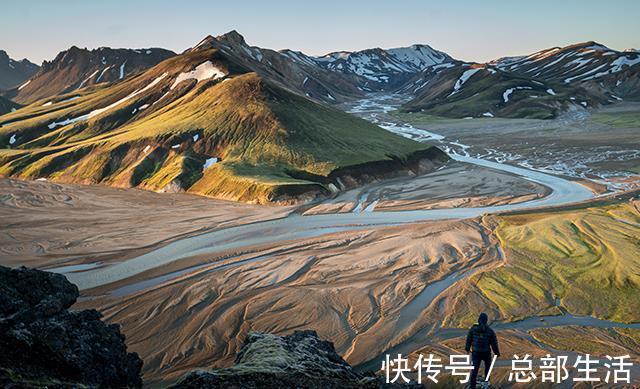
0 45 447 204
492 41 640 101
0 50 39 90
188 31 364 103
7 46 176 104
402 64 606 119
402 41 639 118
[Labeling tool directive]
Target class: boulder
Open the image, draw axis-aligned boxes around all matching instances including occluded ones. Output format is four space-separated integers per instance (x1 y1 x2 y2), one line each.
171 330 420 389
0 266 143 388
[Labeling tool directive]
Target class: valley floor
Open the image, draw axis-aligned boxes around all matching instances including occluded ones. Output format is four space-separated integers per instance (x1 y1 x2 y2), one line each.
1 97 640 386
388 100 640 189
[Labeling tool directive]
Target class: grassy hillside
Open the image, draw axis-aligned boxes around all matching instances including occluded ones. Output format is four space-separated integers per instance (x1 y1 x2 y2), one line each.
445 200 640 326
591 110 640 128
0 48 445 204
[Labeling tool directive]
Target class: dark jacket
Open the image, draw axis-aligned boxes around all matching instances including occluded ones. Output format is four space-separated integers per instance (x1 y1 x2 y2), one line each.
465 324 500 355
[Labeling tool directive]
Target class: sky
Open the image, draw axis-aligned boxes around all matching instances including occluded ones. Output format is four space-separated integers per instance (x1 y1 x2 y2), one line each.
2 0 639 64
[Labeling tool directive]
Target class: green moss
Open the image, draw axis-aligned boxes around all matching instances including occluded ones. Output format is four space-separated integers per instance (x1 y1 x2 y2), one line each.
591 111 640 128
467 203 640 323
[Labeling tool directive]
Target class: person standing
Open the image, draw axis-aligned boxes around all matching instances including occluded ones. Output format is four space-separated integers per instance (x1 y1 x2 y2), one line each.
465 312 500 388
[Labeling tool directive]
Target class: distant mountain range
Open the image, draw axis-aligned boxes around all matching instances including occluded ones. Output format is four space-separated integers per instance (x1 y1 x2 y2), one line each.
400 41 640 118
0 32 638 202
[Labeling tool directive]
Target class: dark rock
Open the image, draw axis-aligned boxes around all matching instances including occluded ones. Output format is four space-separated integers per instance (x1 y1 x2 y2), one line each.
171 330 421 389
0 266 143 388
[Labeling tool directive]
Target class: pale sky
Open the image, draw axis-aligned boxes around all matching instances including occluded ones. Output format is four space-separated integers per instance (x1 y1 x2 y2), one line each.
1 0 639 64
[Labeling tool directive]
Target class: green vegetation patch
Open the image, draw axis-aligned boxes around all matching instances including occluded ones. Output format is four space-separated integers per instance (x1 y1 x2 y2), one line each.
446 202 640 326
591 111 640 128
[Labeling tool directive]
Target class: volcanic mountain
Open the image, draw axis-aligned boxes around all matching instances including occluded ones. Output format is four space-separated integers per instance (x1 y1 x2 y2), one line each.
402 63 607 118
401 41 639 118
0 36 447 204
6 46 176 104
186 31 365 103
492 41 640 100
0 50 39 91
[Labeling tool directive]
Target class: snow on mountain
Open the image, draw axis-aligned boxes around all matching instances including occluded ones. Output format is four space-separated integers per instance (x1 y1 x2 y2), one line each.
489 41 639 85
8 46 175 104
313 44 452 86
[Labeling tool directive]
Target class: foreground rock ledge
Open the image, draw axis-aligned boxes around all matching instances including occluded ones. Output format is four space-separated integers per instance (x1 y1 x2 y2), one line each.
0 266 143 388
171 330 420 389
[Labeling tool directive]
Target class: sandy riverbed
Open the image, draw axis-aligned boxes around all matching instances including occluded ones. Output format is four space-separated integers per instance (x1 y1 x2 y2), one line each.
0 178 293 269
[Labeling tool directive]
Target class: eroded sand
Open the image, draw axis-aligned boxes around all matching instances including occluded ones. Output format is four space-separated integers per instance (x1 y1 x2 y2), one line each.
0 168 610 386
0 179 293 269
77 218 501 385
303 161 548 215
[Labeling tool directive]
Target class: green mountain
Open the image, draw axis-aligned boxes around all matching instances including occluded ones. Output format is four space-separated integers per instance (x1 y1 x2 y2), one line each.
402 64 608 119
0 43 447 204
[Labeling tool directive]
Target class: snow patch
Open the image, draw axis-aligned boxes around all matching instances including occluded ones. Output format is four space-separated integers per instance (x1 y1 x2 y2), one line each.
192 134 199 142
203 157 218 170
60 95 81 103
452 68 481 92
431 62 455 70
9 134 16 145
78 69 100 89
119 61 127 79
42 101 52 107
503 86 532 103
18 80 31 90
482 112 494 117
546 88 556 96
48 74 167 129
96 66 113 83
171 61 226 89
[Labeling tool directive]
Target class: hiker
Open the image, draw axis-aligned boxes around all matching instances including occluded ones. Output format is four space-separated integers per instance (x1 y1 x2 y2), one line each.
465 312 500 388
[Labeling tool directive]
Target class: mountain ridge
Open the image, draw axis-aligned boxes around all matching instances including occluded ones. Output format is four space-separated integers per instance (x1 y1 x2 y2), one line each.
6 46 176 104
0 50 39 91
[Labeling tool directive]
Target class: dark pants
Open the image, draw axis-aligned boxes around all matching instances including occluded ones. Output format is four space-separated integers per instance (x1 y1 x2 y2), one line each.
470 351 492 388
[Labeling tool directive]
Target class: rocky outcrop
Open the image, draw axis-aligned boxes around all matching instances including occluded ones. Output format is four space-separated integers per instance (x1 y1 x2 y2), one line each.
0 266 143 388
171 330 420 389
